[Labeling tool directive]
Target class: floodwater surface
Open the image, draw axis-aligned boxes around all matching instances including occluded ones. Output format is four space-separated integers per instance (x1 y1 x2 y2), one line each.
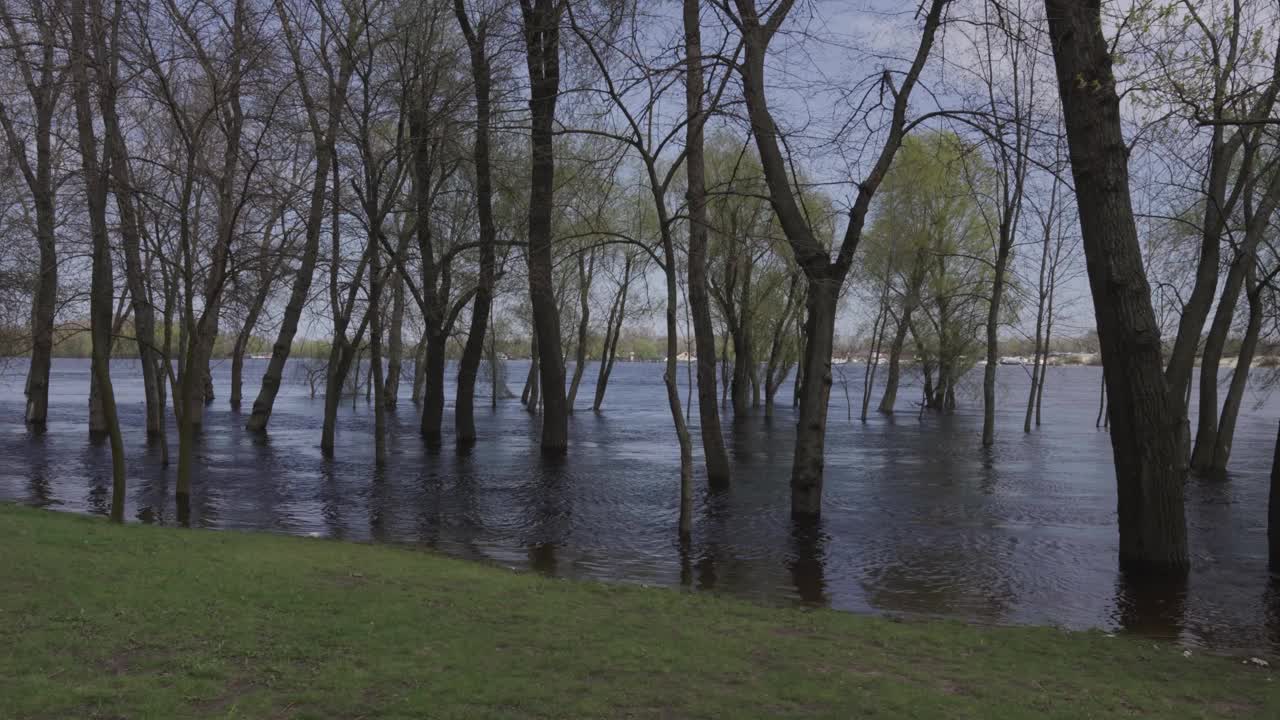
3 358 1279 652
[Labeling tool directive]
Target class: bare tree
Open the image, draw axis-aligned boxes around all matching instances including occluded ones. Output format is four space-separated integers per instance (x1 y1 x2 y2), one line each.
0 0 65 431
69 0 125 520
1043 0 1188 572
720 0 949 516
519 0 569 452
246 0 361 432
684 0 730 485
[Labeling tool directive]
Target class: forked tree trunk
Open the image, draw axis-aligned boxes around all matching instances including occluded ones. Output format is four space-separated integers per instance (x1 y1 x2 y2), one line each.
245 5 356 433
734 0 946 517
593 256 631 412
566 250 594 411
1045 0 1188 572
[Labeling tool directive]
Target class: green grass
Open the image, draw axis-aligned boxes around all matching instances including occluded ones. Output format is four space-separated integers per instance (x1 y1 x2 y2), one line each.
1 503 1274 719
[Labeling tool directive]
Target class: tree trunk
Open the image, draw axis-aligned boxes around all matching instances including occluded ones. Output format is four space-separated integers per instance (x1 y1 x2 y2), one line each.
1045 0 1188 572
982 222 1014 447
23 200 57 431
1191 169 1280 470
566 251 594 411
878 312 911 414
1210 268 1264 472
522 333 539 408
685 0 730 487
1270 419 1280 570
454 3 497 444
791 280 838 516
1026 207 1053 433
521 0 568 453
370 245 387 465
230 307 259 411
71 0 126 521
764 274 801 419
421 328 447 448
384 275 404 411
412 339 427 404
245 14 355 433
730 258 754 420
861 295 889 422
593 256 631 412
320 319 367 455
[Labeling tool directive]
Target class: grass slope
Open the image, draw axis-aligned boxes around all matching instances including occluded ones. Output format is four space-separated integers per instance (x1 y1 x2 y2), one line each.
1 503 1274 719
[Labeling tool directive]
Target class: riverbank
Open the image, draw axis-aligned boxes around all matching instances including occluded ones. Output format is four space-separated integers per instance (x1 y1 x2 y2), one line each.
2 505 1274 718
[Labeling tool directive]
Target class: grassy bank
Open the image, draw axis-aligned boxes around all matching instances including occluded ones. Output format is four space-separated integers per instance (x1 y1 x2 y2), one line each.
1 504 1273 719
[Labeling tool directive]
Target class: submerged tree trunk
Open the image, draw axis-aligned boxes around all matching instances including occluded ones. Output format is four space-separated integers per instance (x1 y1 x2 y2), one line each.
231 302 261 411
521 0 568 453
412 339 427 405
878 300 914 415
566 250 594 411
593 255 631 412
685 0 731 484
420 328 448 448
982 225 1015 446
791 281 839 515
369 247 387 465
71 0 126 521
764 274 802 419
1191 169 1280 471
734 0 946 517
1046 0 1188 572
522 333 539 409
1270 419 1280 570
384 275 405 411
454 2 497 444
245 5 355 433
861 288 890 422
1211 268 1264 471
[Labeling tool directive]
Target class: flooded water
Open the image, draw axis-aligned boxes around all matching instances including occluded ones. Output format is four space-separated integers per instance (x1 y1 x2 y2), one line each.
2 357 1278 652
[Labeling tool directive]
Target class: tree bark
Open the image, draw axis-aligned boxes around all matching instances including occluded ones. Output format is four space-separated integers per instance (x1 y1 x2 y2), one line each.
982 223 1015 446
566 250 594 411
370 243 387 465
1190 166 1280 471
685 0 732 483
1270 419 1280 570
1045 0 1188 572
412 339 427 405
593 255 631 412
733 0 946 517
0 0 61 432
71 0 126 521
791 281 838 514
384 274 404 410
246 2 356 433
454 0 497 445
1210 267 1264 472
878 311 911 415
520 0 568 453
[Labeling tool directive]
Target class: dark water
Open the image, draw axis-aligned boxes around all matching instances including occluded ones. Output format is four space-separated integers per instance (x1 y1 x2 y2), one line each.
2 357 1278 652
